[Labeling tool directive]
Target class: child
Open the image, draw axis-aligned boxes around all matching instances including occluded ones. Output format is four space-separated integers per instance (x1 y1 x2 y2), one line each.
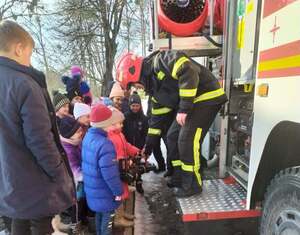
109 82 124 111
59 116 86 234
52 90 71 125
107 107 140 228
73 102 91 135
71 65 93 105
62 75 83 115
82 104 123 235
0 20 74 235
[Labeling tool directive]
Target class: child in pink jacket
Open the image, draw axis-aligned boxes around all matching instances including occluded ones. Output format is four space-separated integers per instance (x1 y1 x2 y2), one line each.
107 107 139 228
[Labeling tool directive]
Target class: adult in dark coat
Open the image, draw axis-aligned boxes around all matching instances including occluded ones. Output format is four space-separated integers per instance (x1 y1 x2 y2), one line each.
0 20 75 235
123 94 148 150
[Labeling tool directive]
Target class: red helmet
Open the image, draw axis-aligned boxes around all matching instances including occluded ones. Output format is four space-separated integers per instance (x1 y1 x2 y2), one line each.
116 52 144 89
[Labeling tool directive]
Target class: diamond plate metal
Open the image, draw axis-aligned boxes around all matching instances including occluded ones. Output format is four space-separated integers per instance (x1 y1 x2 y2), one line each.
178 179 246 215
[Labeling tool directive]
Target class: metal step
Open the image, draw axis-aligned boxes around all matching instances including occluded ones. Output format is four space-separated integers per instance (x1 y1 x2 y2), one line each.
177 177 261 222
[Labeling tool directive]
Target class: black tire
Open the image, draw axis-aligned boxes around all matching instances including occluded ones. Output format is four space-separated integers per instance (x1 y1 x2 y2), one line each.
260 167 300 235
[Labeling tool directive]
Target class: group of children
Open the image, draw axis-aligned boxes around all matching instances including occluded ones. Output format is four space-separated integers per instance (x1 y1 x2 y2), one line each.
52 67 149 235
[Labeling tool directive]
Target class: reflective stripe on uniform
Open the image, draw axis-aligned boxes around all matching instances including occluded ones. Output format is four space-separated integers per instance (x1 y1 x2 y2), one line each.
151 107 172 115
194 88 225 103
193 128 202 186
148 128 161 135
179 88 197 97
171 160 182 167
172 160 195 172
172 57 190 80
181 164 194 172
151 97 158 103
157 71 165 80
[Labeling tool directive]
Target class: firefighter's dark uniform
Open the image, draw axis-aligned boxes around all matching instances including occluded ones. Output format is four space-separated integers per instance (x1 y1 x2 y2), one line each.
143 51 227 195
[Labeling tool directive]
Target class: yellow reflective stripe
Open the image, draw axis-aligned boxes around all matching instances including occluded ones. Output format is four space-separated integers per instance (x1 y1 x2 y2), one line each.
171 57 190 80
258 55 300 72
151 107 172 115
181 163 194 172
173 160 197 172
194 88 225 103
148 128 161 135
151 97 158 103
157 71 165 80
171 160 182 167
193 128 202 186
179 88 197 97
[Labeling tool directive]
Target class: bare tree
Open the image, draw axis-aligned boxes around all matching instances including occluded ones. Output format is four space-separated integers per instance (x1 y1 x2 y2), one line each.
0 0 39 20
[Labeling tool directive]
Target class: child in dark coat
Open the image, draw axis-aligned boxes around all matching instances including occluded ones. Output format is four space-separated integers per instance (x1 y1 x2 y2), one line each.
52 91 71 126
82 104 123 235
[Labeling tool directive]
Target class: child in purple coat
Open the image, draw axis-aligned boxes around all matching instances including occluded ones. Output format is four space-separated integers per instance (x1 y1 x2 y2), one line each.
59 116 86 233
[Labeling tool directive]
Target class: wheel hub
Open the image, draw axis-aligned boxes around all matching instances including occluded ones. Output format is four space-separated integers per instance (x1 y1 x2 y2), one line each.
274 210 300 235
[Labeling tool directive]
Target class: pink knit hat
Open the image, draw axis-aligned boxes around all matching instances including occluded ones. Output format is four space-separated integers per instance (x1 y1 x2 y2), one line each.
90 104 124 129
71 66 84 77
109 82 124 99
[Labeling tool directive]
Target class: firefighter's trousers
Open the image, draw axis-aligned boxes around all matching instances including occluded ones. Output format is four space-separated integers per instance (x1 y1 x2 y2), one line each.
167 104 222 190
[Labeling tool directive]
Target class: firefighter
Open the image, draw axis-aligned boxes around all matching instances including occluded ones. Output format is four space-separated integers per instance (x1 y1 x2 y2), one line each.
116 51 227 197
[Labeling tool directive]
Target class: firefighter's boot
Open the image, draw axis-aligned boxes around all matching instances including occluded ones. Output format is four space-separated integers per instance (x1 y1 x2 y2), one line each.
163 169 173 177
174 172 202 198
136 180 144 194
154 163 166 173
166 168 181 188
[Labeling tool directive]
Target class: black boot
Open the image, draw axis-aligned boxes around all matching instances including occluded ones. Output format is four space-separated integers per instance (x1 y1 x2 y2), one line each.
166 168 181 188
136 181 144 194
154 164 166 174
163 169 173 177
174 172 202 198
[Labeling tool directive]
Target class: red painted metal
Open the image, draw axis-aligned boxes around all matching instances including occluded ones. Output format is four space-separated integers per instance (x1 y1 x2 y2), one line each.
259 40 300 62
263 0 297 18
182 209 261 222
157 0 208 37
222 176 236 185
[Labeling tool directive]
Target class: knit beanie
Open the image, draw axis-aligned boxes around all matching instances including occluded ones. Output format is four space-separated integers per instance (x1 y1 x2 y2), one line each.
80 81 90 95
129 94 141 105
102 97 113 107
61 75 82 101
52 91 70 112
71 65 83 78
73 103 91 120
109 82 124 99
59 116 81 138
90 104 124 129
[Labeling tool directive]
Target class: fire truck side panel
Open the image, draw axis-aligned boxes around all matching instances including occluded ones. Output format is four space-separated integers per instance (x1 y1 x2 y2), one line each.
246 0 300 209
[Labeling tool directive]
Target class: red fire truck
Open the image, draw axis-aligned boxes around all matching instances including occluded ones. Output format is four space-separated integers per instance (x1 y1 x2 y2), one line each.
150 0 300 234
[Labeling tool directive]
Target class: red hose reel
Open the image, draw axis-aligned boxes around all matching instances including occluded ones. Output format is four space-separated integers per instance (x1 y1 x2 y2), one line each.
158 0 209 37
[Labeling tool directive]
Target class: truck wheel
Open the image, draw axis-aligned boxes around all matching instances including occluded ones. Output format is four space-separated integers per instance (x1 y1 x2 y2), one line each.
260 167 300 235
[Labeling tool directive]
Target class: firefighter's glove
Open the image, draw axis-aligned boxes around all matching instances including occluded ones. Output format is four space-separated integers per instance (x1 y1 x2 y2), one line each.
176 113 187 126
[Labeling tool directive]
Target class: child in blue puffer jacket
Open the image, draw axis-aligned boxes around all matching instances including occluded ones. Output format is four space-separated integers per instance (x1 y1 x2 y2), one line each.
82 103 123 235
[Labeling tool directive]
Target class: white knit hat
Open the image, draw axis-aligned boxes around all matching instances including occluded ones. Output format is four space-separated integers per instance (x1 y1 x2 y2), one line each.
73 103 91 120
